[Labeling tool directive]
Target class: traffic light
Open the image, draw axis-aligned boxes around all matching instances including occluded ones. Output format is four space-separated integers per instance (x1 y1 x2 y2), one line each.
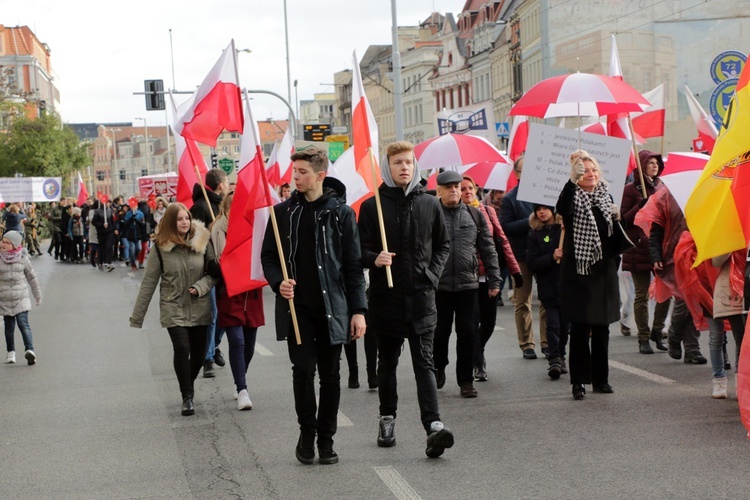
144 80 165 111
211 153 218 168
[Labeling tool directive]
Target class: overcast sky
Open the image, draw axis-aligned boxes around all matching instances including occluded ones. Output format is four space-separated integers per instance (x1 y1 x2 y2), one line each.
2 0 461 127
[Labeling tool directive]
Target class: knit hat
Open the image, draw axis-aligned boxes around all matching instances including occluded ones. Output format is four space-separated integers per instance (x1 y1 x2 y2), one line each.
533 203 555 213
3 230 23 249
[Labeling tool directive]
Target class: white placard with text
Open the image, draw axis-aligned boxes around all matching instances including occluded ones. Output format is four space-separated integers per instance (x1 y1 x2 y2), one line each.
517 123 633 207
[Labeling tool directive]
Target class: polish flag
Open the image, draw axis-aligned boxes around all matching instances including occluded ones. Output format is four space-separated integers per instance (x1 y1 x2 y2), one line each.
221 89 274 297
329 147 372 217
606 35 639 173
350 50 381 215
170 92 208 209
265 126 294 187
76 172 89 207
684 85 718 154
174 40 244 147
631 84 666 139
507 115 528 162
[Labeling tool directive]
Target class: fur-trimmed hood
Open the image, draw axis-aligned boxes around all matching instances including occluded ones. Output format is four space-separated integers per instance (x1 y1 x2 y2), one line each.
529 212 563 231
159 219 211 254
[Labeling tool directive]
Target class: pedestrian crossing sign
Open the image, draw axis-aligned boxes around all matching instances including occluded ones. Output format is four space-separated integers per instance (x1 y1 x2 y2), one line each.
496 122 510 138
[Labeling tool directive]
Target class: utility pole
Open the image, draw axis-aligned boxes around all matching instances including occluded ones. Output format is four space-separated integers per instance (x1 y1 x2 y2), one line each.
391 0 404 141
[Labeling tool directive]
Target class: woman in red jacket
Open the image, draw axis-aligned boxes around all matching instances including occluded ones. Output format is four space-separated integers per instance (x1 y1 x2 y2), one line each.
210 193 265 411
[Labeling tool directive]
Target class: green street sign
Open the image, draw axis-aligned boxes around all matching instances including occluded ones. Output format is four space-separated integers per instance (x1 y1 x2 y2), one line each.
218 158 235 174
328 142 345 162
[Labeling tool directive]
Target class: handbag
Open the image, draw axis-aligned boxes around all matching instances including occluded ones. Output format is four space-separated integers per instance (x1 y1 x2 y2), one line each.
609 220 635 257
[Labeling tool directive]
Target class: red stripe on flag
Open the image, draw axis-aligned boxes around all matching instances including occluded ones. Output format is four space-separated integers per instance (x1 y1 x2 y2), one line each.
632 109 665 138
180 82 244 147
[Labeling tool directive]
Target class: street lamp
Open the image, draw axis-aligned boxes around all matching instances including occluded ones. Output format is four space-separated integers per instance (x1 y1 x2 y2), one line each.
134 117 149 197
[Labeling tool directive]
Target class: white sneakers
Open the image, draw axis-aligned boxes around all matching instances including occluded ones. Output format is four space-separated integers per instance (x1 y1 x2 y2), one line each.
25 350 36 365
237 389 252 411
6 351 15 363
712 377 728 399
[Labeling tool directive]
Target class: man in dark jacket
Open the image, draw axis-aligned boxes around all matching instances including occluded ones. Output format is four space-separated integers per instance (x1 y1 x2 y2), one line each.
261 148 367 466
433 170 501 398
500 156 547 359
621 150 669 354
189 168 230 378
359 141 454 459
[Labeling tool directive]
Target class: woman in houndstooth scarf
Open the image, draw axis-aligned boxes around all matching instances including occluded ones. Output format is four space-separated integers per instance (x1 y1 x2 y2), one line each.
556 150 622 401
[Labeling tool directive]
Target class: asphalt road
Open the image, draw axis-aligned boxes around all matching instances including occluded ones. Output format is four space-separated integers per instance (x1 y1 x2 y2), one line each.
1 250 748 499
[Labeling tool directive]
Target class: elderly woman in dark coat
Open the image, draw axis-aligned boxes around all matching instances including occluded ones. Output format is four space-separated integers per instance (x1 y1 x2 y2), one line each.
556 150 621 401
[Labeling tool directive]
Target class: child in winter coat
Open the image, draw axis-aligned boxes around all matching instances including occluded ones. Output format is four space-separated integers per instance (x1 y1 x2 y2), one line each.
526 204 568 379
1 231 42 365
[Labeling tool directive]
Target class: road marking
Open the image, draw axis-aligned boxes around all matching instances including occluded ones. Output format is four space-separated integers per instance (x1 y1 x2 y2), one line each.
374 466 422 500
493 326 505 331
254 342 274 356
610 360 676 385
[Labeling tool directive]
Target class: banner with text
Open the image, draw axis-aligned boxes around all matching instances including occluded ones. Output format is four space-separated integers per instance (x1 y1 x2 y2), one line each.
0 177 63 203
518 123 632 207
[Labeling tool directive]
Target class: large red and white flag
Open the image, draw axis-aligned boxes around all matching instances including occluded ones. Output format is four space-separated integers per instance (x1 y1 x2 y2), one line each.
265 126 294 187
221 89 275 297
174 40 244 147
170 92 208 208
631 84 666 139
350 50 381 215
76 171 89 207
684 84 718 154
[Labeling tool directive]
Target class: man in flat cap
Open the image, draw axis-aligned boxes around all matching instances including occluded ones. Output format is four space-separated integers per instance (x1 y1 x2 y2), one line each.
434 170 501 399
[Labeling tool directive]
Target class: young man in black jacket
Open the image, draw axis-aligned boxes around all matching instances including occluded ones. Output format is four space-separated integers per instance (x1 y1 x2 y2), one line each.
261 148 367 466
359 141 454 459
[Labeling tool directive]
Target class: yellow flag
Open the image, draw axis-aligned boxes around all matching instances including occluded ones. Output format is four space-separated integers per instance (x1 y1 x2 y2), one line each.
684 55 750 266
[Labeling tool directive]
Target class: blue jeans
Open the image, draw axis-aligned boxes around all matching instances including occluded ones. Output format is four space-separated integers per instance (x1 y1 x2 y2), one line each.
120 236 131 263
204 288 225 361
707 315 745 378
225 326 257 392
4 311 34 352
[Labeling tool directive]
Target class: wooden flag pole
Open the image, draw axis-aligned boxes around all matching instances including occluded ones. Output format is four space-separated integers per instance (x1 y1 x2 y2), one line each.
193 164 216 221
268 203 302 345
368 147 393 288
556 227 564 264
627 117 648 199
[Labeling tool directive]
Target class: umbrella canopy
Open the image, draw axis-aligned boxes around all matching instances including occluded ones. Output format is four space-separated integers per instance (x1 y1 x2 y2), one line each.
425 159 515 192
509 73 651 118
660 152 709 212
414 133 506 170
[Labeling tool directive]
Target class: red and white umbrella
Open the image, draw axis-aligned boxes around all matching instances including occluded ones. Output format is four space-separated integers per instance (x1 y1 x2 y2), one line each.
660 152 709 212
414 133 506 170
425 159 515 192
509 73 651 118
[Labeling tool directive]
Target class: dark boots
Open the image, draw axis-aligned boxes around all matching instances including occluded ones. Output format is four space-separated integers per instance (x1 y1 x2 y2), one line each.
650 330 667 351
181 392 194 416
295 431 316 465
547 357 563 380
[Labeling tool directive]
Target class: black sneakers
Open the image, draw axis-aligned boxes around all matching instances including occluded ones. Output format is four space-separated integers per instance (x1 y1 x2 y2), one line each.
522 348 537 360
203 361 215 378
572 384 586 400
377 416 396 447
436 369 446 389
181 392 194 416
426 422 454 458
318 443 339 465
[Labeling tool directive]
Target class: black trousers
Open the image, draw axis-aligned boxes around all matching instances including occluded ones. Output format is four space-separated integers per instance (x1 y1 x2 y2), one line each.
377 326 441 434
434 289 479 387
287 310 342 445
167 325 208 396
569 323 609 386
475 281 499 365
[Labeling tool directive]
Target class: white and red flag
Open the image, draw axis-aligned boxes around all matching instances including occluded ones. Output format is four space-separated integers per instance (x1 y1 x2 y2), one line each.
170 92 208 208
684 84 718 154
606 35 639 173
631 84 666 139
221 89 275 297
350 50 381 216
76 171 89 207
174 40 244 147
265 126 294 187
